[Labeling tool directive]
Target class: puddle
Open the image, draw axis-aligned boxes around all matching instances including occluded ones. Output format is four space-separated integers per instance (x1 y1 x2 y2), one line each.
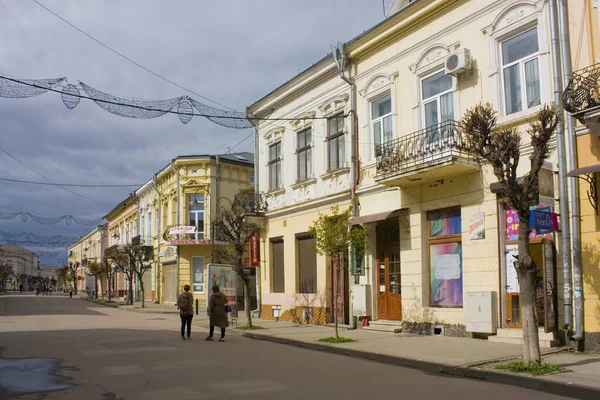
0 357 73 394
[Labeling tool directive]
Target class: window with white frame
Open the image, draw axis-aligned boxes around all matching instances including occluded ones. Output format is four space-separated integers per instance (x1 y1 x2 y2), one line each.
296 128 312 182
371 94 393 157
188 194 204 238
421 70 454 141
268 142 282 190
147 211 152 241
140 215 145 241
501 27 540 115
327 114 345 171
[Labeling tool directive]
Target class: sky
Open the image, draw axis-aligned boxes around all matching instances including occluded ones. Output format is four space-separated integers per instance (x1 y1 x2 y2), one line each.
0 0 386 265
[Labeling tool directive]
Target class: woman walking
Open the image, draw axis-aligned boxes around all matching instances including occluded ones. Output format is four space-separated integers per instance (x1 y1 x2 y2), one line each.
206 285 229 342
177 284 194 340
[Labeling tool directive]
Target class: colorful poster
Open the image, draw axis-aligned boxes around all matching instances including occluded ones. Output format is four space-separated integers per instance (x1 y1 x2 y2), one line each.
207 263 236 303
469 212 485 240
429 242 463 306
505 208 553 241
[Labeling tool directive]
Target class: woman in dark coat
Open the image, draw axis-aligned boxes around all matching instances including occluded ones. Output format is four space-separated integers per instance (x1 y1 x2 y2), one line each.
206 285 229 341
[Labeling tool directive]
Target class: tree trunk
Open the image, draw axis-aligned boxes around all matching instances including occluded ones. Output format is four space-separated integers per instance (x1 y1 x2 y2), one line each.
94 276 98 299
243 279 252 327
333 258 339 339
107 275 112 303
517 210 541 364
139 276 145 308
127 275 134 305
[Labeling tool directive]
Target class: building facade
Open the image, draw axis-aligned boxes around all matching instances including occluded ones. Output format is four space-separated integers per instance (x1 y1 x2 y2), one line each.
250 0 590 346
563 0 600 350
154 154 254 308
135 179 157 302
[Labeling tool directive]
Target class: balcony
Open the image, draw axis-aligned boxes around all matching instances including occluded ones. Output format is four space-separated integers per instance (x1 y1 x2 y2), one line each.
374 120 479 186
163 225 213 245
563 63 600 136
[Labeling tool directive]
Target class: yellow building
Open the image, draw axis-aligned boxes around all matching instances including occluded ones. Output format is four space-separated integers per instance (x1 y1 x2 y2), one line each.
154 153 254 308
104 195 138 299
563 0 600 350
250 0 590 346
68 225 108 296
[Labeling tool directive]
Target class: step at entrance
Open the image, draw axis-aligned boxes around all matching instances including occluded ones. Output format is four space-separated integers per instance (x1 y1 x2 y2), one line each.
363 319 402 333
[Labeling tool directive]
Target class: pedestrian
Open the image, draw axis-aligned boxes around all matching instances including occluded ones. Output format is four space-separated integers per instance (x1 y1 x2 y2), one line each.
69 286 73 298
19 284 23 293
177 284 194 340
206 284 229 342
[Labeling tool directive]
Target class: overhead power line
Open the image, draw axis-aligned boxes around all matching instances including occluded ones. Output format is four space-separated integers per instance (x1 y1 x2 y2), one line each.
32 0 237 112
0 177 142 187
0 144 113 206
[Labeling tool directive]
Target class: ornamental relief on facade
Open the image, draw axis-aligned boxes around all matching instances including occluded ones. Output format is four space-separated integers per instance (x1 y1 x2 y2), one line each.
483 2 541 35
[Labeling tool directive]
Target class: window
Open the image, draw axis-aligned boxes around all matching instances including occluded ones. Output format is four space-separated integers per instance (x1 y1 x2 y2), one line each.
188 194 204 238
268 142 282 190
297 234 317 293
501 27 540 115
421 70 453 141
147 211 152 241
140 216 145 241
192 256 204 293
428 208 463 307
371 94 393 157
271 238 285 293
327 114 345 171
155 209 159 238
296 128 312 182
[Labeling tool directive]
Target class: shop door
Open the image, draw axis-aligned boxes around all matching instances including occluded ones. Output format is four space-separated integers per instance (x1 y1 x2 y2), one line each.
163 264 177 303
377 247 402 320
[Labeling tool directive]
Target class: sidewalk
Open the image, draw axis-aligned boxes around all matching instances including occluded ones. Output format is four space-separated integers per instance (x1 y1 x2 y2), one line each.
84 298 600 399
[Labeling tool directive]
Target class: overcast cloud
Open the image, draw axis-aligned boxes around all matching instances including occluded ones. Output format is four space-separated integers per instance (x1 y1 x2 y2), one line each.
0 0 384 265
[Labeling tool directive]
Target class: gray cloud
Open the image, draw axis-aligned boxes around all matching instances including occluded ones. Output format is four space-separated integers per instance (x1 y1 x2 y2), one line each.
0 0 384 263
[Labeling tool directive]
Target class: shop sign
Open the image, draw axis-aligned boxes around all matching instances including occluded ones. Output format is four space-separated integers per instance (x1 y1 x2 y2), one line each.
169 226 197 235
169 239 211 245
529 209 557 234
249 235 260 267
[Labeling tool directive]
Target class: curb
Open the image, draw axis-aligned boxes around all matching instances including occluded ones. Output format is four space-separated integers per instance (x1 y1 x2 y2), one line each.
81 297 120 308
236 331 600 400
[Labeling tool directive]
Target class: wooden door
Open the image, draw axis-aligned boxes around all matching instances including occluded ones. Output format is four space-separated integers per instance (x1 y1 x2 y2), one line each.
377 246 402 320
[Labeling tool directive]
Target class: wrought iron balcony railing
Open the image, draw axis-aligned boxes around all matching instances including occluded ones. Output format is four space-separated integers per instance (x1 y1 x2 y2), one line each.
375 120 475 175
564 63 600 115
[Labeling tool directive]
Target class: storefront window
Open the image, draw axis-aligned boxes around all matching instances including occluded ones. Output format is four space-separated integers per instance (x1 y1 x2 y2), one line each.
428 208 463 307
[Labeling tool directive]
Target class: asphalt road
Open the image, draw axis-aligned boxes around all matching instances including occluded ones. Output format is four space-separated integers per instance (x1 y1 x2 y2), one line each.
0 293 575 399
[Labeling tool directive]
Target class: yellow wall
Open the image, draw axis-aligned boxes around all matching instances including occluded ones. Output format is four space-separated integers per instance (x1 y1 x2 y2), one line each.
577 133 600 332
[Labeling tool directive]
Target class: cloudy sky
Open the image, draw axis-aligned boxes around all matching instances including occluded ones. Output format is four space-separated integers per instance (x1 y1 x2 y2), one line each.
0 0 386 265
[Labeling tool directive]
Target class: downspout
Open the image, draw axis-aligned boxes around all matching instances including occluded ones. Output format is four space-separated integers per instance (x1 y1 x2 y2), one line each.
170 162 181 297
248 110 262 315
99 229 103 299
558 0 583 343
549 0 573 332
336 45 360 329
152 174 162 303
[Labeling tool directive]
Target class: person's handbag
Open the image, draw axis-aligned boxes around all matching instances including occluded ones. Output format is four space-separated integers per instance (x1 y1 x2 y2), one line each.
225 304 232 313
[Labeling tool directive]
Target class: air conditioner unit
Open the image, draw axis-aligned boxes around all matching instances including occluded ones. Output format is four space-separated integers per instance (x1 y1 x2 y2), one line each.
445 48 472 77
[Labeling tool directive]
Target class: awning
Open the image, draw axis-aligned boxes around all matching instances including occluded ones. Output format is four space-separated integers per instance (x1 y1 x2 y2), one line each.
349 209 398 225
566 164 600 177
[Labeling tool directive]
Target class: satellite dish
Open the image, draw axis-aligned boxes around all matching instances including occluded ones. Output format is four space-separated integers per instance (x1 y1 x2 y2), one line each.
332 42 345 72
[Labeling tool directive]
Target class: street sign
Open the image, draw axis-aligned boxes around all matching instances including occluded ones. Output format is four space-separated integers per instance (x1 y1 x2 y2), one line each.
249 235 260 267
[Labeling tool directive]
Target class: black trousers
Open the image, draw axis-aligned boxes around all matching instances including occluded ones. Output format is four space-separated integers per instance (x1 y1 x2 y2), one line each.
209 325 226 338
180 314 193 337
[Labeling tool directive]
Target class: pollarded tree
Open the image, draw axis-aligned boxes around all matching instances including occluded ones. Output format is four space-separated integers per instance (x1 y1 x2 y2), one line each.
66 261 80 294
108 248 134 305
87 260 103 299
0 263 14 292
98 257 116 303
309 205 369 339
212 189 265 328
130 245 154 308
460 103 559 365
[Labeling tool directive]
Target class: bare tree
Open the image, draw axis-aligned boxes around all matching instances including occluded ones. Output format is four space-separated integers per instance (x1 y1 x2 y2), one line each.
0 263 14 292
108 248 134 305
66 262 81 294
212 189 265 327
460 103 559 364
87 261 103 299
131 245 154 308
98 257 116 302
55 265 68 291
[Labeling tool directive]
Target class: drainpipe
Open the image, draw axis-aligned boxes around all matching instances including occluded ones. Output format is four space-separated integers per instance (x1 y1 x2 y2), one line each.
558 0 583 343
170 162 181 297
152 174 162 303
335 43 360 329
549 0 573 332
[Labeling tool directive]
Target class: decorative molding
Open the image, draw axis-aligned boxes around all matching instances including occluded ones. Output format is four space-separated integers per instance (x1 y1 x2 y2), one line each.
482 1 542 36
410 42 460 73
360 73 393 97
291 179 316 203
318 93 349 116
289 110 316 131
263 125 285 143
320 167 350 181
290 178 317 190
